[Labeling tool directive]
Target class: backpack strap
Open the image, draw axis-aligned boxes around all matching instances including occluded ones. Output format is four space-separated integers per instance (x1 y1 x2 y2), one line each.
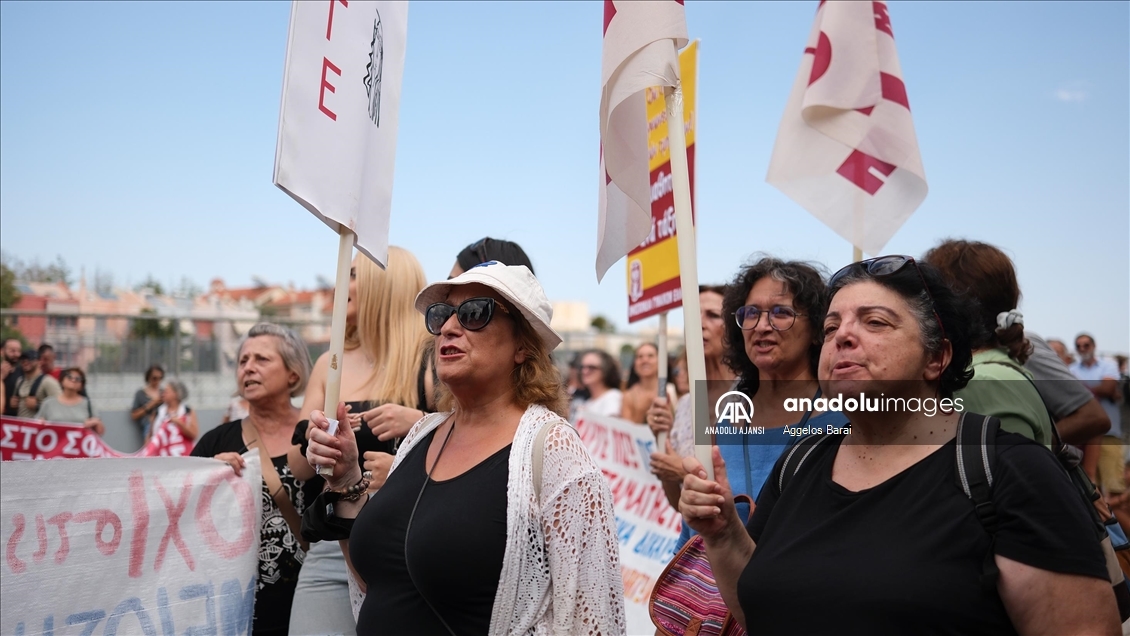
955 411 1002 590
29 373 46 399
776 432 834 493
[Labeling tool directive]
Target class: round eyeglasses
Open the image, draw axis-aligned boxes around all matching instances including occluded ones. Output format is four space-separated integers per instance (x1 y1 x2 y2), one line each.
425 297 510 335
734 305 804 332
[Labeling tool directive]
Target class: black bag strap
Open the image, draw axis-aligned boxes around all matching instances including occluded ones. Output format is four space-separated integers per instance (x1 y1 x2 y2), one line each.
777 432 834 493
28 373 46 399
956 411 1004 590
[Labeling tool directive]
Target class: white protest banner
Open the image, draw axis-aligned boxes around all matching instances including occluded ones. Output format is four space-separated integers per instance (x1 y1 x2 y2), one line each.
1 456 261 636
274 0 408 267
1 416 193 461
574 411 680 633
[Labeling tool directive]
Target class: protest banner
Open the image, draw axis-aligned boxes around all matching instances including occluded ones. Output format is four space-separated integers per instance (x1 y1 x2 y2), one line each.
626 40 698 324
274 0 409 458
767 0 927 261
1 455 261 635
1 417 193 461
574 411 681 633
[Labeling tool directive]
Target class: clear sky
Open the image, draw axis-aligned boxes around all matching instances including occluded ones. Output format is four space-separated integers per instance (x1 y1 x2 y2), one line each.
2 1 1127 352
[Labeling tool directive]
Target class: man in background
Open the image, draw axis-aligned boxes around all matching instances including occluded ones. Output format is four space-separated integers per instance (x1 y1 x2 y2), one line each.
38 343 61 380
2 338 23 416
1070 333 1123 500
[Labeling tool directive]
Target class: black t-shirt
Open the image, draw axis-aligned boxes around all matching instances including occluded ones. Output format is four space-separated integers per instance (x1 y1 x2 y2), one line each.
191 420 320 636
292 400 400 465
350 429 511 635
739 432 1108 635
3 366 23 416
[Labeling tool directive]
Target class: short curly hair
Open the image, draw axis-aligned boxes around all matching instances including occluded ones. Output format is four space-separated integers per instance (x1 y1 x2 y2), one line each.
827 259 975 397
722 257 829 398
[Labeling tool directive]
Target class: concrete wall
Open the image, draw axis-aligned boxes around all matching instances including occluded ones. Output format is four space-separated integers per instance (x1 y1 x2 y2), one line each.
87 372 237 453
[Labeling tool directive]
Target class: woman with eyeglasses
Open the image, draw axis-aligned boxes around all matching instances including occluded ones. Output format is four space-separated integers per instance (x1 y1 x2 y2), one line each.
679 256 1119 634
36 367 104 436
924 240 1053 447
287 246 433 635
129 364 165 441
305 263 625 635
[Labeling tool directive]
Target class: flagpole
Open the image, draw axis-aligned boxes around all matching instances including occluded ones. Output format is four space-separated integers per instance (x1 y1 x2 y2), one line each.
656 311 668 451
665 82 711 480
316 229 354 475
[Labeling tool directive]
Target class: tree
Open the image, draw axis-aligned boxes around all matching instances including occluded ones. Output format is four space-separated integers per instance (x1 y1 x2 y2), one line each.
0 261 24 344
130 308 176 339
591 315 616 333
0 262 19 309
134 275 166 296
2 253 72 286
93 267 115 296
174 276 202 298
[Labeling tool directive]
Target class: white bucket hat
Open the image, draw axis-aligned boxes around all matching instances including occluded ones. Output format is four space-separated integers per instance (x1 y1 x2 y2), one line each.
414 261 563 350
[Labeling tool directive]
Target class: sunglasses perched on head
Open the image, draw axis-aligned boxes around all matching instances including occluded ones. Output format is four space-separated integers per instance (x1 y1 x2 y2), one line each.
425 297 510 335
829 255 947 341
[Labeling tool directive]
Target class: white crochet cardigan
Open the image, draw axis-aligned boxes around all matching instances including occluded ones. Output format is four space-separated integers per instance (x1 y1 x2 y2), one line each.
353 403 626 635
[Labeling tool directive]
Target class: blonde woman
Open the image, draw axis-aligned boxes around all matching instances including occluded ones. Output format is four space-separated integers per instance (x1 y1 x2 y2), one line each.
288 246 434 635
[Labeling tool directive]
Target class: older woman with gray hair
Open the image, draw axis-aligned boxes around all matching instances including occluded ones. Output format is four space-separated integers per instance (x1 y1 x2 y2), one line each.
305 263 625 635
192 322 318 636
150 378 199 449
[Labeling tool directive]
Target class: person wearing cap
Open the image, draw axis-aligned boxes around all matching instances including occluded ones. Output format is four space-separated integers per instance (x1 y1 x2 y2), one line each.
14 349 61 419
305 262 626 635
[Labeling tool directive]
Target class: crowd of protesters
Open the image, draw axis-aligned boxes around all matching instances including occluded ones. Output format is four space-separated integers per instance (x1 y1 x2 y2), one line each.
3 234 1129 635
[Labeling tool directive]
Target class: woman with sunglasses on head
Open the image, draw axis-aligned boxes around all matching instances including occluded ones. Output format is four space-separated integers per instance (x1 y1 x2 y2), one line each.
924 240 1053 447
305 263 625 635
287 246 434 635
680 256 1119 634
36 367 104 436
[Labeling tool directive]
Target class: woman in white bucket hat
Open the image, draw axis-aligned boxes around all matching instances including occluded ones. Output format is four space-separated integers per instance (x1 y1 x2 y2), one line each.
305 262 626 635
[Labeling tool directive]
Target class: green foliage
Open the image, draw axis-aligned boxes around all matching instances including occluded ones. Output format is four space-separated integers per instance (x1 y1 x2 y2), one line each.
134 274 166 296
0 262 19 309
130 308 176 339
2 253 72 286
591 315 616 333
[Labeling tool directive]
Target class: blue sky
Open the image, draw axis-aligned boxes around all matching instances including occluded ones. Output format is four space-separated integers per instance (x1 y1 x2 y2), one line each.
2 1 1127 352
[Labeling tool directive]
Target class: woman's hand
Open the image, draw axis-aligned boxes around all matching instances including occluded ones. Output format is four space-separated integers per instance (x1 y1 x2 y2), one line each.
363 404 422 441
308 403 362 491
646 396 675 438
680 447 742 542
83 417 105 437
650 438 686 484
362 451 395 492
215 452 245 476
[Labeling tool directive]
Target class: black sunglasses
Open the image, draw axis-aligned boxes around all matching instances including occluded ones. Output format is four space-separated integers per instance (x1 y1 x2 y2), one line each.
425 297 510 335
829 255 947 341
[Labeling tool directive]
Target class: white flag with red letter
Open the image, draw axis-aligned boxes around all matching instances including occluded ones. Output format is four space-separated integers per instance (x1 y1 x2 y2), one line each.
274 1 408 268
767 1 926 256
596 0 688 281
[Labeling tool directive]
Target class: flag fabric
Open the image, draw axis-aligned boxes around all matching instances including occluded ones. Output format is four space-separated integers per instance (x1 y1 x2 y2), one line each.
766 0 927 256
274 1 408 267
597 0 688 281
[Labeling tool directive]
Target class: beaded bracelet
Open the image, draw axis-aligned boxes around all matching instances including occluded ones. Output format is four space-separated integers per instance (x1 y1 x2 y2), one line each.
326 471 372 502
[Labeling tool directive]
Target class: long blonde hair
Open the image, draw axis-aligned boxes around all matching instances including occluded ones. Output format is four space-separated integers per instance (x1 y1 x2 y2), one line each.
351 246 429 407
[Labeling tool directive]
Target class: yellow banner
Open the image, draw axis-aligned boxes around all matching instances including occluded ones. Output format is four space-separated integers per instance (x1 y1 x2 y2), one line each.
646 41 697 173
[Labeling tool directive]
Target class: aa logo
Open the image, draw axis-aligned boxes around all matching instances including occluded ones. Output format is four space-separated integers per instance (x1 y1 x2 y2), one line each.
715 390 754 425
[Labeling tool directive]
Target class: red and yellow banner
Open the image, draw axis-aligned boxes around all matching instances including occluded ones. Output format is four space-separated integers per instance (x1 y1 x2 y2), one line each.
627 41 698 322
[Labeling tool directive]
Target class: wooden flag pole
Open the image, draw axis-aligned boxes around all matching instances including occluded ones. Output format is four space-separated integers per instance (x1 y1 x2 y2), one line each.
853 246 863 262
656 311 669 452
316 228 354 475
665 83 712 479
